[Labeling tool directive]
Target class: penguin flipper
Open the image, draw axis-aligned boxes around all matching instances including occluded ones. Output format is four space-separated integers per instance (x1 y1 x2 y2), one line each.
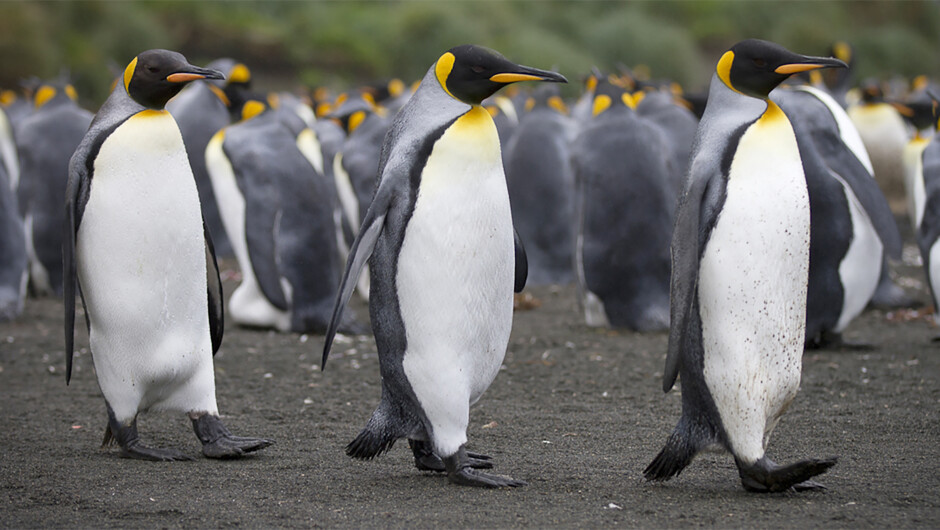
664 161 726 393
321 195 389 368
63 148 92 385
242 175 290 311
513 228 528 293
203 218 224 355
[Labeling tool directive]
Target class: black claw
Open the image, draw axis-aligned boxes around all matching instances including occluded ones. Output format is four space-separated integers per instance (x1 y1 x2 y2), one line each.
443 446 524 488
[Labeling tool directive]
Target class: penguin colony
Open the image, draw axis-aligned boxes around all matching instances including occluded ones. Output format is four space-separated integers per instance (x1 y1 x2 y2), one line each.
0 38 936 491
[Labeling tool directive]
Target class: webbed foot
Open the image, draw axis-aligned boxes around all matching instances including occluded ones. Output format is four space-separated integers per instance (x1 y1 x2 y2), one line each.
443 446 525 488
736 455 837 493
102 406 194 461
192 413 274 459
409 439 492 471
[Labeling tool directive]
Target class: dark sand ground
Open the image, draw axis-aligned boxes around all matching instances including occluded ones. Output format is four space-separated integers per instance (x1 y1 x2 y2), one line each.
2 248 939 528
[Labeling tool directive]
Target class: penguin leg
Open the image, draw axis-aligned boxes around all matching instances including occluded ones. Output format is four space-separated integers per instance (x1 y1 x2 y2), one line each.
735 455 837 493
190 412 274 459
805 330 873 351
443 445 526 488
408 439 492 472
103 405 194 461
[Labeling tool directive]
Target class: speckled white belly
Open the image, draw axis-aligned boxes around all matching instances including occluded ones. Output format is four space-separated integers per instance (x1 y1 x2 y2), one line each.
397 106 515 457
699 108 809 463
77 110 216 421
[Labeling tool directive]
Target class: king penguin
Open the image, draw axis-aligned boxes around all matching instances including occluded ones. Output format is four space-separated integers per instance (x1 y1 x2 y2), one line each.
321 44 566 488
644 39 843 492
915 90 940 331
15 79 93 296
64 49 272 460
0 159 26 321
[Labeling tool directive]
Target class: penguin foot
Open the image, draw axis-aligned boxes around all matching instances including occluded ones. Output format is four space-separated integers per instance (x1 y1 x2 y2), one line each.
192 413 274 459
736 455 837 493
101 409 195 461
805 330 872 351
409 439 493 472
443 446 525 488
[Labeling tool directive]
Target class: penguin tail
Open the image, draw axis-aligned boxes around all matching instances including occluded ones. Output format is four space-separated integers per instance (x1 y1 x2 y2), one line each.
644 415 708 481
345 403 400 460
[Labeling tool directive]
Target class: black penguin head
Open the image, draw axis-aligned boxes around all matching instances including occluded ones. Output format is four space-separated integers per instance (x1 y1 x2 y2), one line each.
32 79 78 109
590 79 642 116
717 39 846 99
434 44 567 105
123 49 225 109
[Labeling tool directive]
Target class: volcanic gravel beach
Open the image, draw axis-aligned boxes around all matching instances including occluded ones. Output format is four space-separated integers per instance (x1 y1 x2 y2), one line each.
1 248 938 528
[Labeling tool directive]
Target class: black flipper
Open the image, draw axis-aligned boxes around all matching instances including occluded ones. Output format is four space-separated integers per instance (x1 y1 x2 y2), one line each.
345 398 399 460
513 228 527 293
644 414 706 481
736 455 838 493
63 140 92 385
203 218 224 355
191 413 273 459
243 180 289 310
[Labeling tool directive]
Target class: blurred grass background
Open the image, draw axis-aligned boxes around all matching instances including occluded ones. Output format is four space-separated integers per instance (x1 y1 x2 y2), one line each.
1 0 938 107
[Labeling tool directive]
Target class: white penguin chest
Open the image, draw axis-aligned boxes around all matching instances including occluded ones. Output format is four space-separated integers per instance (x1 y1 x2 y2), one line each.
397 106 514 403
78 110 207 334
699 103 809 402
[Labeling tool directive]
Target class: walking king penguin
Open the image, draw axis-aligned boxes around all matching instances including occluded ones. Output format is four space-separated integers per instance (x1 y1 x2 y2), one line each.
321 45 566 488
644 40 843 492
64 50 273 460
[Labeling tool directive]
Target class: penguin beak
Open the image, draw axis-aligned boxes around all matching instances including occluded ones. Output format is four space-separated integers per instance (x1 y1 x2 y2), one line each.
167 66 226 83
774 56 847 75
490 65 568 85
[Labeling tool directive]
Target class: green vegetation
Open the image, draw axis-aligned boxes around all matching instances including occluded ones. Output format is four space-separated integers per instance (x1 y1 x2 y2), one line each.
1 1 938 107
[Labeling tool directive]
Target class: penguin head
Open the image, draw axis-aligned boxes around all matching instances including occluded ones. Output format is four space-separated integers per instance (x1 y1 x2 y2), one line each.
434 44 567 105
32 80 78 109
523 84 568 115
123 49 225 109
590 80 641 116
717 39 846 99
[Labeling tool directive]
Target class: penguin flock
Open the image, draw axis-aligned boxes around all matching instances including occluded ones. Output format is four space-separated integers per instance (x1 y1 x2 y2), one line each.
0 38 937 492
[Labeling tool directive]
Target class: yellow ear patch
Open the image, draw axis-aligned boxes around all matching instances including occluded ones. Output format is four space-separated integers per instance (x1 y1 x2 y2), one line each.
592 94 611 116
548 95 568 115
716 51 736 93
435 52 457 99
241 100 266 121
229 63 251 84
65 85 78 101
349 110 366 133
0 90 15 106
388 78 405 97
524 98 535 113
123 56 138 93
208 84 231 107
586 75 598 92
34 86 56 108
833 41 852 63
621 93 636 109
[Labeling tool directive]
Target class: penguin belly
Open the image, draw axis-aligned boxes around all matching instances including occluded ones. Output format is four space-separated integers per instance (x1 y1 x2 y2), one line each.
698 112 809 464
77 111 217 422
930 240 940 325
903 137 930 230
397 107 514 457
205 132 291 331
833 175 883 332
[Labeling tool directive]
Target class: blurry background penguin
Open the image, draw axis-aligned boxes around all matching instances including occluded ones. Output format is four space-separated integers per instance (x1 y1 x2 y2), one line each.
915 90 940 335
772 79 903 349
206 92 363 334
0 95 18 192
571 79 676 331
167 59 253 258
0 154 26 321
897 79 940 233
15 76 93 297
503 83 577 286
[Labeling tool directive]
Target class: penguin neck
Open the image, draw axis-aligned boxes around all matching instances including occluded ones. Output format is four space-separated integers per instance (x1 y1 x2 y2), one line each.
702 74 768 126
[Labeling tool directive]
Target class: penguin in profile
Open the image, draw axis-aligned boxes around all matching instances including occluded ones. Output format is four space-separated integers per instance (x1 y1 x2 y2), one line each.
15 79 93 296
897 88 940 231
915 90 940 330
0 160 26 321
205 94 360 333
167 58 252 258
772 84 902 348
64 49 272 460
0 103 18 191
645 39 843 492
503 83 577 285
571 80 674 330
322 44 565 488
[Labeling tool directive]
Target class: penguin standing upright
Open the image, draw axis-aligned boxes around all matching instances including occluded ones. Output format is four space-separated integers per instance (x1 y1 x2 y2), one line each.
0 159 26 321
322 44 566 488
15 79 92 296
503 83 577 286
572 80 675 330
64 49 272 460
915 90 940 329
644 40 843 492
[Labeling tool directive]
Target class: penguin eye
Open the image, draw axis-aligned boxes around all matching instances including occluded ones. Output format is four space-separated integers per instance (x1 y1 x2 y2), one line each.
471 65 485 74
753 58 767 68
147 66 160 73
